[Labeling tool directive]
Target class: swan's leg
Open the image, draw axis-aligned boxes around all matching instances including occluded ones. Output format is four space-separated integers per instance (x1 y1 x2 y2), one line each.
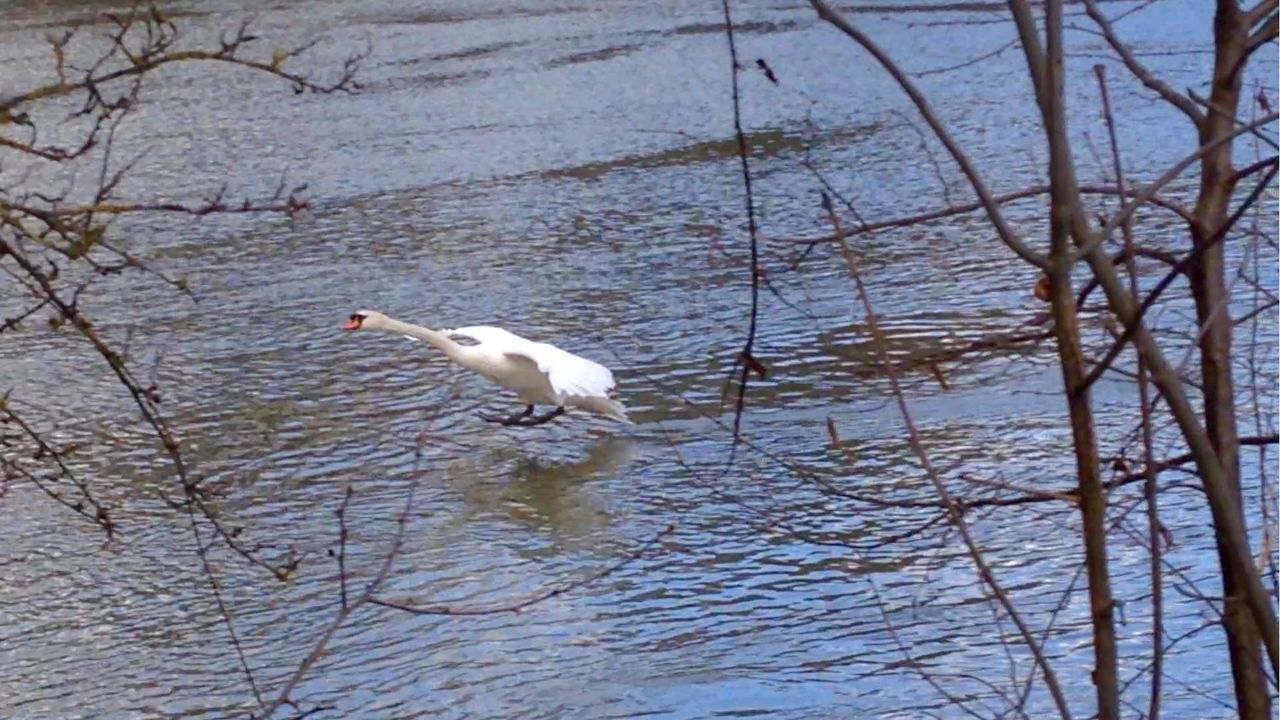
480 405 566 427
520 406 565 426
480 404 535 425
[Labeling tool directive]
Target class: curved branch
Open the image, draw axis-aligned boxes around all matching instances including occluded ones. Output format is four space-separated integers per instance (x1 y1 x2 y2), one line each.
820 193 1073 719
808 0 1048 270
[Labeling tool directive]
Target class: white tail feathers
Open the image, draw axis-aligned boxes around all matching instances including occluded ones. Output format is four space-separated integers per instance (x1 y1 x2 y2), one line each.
573 396 632 424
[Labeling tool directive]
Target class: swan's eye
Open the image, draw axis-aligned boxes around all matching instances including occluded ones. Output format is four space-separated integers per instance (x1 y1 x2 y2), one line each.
350 313 365 323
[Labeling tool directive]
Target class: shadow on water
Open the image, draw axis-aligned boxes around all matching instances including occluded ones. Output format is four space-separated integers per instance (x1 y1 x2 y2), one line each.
541 124 881 182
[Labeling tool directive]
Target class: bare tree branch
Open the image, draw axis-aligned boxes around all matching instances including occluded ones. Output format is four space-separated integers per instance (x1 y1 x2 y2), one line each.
1246 12 1278 55
808 0 1049 270
253 478 419 719
1082 0 1205 124
1073 111 1278 263
1095 62 1163 720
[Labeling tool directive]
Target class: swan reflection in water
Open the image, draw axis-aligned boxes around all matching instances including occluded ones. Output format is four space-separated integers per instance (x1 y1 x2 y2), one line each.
453 436 639 538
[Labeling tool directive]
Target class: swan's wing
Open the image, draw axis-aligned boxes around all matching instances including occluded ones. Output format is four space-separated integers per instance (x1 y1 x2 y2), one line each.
502 341 616 400
444 325 617 400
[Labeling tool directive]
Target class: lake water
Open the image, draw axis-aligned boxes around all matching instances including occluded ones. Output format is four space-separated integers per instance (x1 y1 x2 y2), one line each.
1 0 1276 718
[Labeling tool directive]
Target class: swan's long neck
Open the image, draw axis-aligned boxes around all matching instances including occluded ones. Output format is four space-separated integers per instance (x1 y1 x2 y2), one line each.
377 317 469 363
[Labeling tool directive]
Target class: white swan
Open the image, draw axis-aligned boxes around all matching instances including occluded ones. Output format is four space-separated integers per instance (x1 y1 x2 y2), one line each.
341 310 630 426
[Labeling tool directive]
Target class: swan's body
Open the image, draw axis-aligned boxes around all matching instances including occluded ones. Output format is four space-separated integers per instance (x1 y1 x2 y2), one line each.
342 310 629 426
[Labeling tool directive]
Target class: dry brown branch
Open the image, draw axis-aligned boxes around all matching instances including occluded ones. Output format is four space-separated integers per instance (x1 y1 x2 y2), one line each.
914 37 1020 79
1188 90 1280 151
0 18 363 115
1247 0 1279 24
253 477 419 719
0 8 372 711
719 0 765 456
1073 111 1278 262
0 400 115 536
1011 3 1119 713
1080 161 1279 390
958 474 1077 503
1011 0 1280 683
621 348 1104 516
1246 12 1278 54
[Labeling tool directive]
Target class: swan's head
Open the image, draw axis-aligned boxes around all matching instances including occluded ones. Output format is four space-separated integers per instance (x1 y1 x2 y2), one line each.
342 309 389 331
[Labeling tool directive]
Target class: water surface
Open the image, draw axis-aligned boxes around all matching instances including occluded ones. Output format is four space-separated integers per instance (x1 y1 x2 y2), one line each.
1 0 1275 718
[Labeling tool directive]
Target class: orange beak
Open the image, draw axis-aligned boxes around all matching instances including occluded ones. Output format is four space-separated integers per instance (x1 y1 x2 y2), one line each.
341 317 362 331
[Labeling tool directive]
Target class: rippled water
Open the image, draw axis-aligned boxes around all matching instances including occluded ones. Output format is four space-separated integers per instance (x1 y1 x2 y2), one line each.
2 0 1276 718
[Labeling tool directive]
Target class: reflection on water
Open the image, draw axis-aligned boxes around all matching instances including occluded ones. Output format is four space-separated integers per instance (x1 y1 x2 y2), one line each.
0 0 1274 718
446 437 637 536
509 435 637 485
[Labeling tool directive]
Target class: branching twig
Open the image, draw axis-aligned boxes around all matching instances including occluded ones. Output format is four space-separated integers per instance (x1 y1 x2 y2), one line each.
253 474 420 719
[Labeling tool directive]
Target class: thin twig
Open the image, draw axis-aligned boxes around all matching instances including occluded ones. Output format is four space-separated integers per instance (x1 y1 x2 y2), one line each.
720 0 764 459
785 183 1195 247
1080 161 1279 390
1082 0 1203 124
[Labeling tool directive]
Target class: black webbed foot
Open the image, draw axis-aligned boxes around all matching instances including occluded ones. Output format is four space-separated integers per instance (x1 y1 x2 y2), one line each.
480 405 565 427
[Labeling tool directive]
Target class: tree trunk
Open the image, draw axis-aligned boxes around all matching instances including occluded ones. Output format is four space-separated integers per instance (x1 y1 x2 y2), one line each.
1190 3 1270 717
1022 2 1121 716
